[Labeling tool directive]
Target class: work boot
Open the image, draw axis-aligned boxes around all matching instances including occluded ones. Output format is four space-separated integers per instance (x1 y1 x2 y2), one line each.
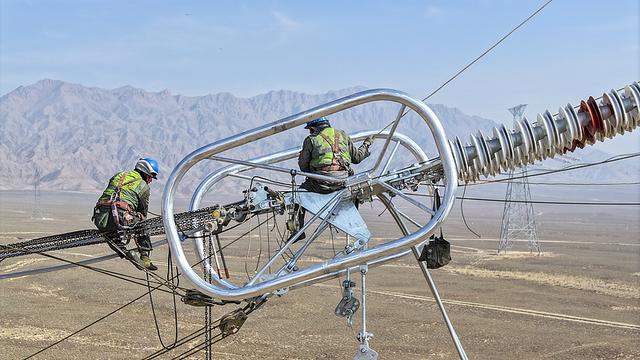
141 255 158 271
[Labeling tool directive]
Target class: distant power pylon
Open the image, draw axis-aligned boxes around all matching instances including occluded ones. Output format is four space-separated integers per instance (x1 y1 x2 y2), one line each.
498 105 541 254
32 166 46 219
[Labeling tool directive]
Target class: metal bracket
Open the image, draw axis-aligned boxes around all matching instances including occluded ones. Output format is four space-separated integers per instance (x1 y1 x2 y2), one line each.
335 279 360 320
219 308 248 336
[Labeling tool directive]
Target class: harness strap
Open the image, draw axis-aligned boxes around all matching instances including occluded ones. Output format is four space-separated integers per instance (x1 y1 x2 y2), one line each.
318 131 345 168
96 200 133 212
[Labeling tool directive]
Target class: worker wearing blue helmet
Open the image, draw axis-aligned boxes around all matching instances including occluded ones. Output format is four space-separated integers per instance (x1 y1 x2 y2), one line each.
298 116 374 193
93 157 159 271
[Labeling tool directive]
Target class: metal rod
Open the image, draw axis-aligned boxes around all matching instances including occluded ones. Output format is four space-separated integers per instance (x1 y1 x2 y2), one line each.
380 141 401 176
360 261 368 345
210 155 345 183
277 221 331 276
377 181 435 215
368 104 406 174
227 173 291 188
378 194 468 360
247 190 346 286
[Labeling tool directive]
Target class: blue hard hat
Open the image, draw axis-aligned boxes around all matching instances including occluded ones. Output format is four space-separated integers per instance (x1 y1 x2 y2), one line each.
135 157 159 179
304 116 330 129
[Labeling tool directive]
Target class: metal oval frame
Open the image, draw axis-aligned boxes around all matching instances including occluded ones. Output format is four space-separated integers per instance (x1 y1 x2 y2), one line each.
189 130 428 289
161 88 458 301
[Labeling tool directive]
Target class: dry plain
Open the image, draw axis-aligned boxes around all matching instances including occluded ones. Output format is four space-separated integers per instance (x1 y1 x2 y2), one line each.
1 189 639 360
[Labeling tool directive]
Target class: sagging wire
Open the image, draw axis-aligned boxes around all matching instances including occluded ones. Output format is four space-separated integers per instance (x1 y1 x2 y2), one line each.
0 242 175 292
460 184 482 238
21 214 258 360
244 214 254 280
371 0 555 139
467 152 640 185
146 250 180 350
254 214 264 273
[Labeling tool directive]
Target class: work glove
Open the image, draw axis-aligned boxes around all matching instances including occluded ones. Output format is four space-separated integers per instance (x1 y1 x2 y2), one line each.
363 135 375 147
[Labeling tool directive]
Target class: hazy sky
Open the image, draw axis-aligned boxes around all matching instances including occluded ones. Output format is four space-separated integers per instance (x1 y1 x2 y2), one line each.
1 0 638 153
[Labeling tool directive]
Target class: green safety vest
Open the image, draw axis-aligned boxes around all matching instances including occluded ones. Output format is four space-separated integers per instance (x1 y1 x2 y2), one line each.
98 170 148 210
309 127 351 169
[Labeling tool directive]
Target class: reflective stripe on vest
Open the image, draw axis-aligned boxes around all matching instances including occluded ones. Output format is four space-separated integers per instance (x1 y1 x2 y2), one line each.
309 127 351 168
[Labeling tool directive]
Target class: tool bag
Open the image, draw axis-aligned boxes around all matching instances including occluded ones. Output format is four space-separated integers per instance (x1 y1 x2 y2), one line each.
418 188 451 269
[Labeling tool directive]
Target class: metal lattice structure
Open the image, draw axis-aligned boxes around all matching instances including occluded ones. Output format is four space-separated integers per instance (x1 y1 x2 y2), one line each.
498 167 540 254
498 104 540 254
31 166 45 219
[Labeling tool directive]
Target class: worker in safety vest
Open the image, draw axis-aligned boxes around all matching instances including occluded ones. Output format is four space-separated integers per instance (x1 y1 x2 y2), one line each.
93 158 159 271
289 118 373 243
298 116 374 194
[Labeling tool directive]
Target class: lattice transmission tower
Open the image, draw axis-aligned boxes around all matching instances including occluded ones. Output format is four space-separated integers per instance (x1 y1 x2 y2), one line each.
32 166 46 219
498 104 541 254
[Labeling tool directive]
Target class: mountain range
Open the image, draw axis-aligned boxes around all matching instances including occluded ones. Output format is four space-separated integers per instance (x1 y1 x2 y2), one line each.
0 79 637 197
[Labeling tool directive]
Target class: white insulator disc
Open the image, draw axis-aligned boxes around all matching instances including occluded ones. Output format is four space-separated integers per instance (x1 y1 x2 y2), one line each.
470 134 487 177
455 136 470 178
448 139 465 179
538 111 559 158
555 107 573 149
625 83 640 130
493 125 512 171
477 130 497 177
522 118 542 161
603 90 624 136
560 105 578 145
596 96 614 139
565 103 583 142
514 119 531 161
506 129 522 170
603 91 622 129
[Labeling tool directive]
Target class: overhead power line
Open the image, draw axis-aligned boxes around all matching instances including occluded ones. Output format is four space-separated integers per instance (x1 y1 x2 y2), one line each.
405 192 640 206
469 152 640 185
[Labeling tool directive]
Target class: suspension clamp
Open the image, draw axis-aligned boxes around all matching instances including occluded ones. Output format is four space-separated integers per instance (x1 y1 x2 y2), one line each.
181 289 224 307
335 279 360 318
219 309 248 336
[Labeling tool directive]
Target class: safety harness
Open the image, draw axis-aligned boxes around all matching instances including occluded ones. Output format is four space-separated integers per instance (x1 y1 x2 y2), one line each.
95 172 142 230
317 130 349 171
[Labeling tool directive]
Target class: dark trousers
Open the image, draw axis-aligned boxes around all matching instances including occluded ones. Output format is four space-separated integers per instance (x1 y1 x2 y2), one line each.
93 206 152 257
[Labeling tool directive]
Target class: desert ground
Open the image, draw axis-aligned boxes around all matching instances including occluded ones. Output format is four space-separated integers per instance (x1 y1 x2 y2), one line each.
1 189 639 360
